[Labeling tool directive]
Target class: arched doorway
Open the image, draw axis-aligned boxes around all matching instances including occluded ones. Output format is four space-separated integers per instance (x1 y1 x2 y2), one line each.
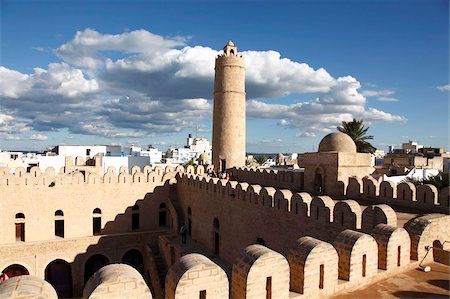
121 249 144 274
213 218 220 255
84 254 109 283
159 203 167 227
314 168 323 194
45 259 72 298
2 264 29 278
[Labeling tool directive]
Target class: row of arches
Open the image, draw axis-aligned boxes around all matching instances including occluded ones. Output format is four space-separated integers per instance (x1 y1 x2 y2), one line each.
1 249 144 298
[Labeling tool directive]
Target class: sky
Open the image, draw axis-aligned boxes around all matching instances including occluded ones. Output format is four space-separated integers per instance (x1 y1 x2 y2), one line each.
0 0 448 153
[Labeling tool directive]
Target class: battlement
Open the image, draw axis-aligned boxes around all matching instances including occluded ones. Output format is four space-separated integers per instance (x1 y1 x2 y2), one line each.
0 164 208 187
230 167 449 214
178 172 401 232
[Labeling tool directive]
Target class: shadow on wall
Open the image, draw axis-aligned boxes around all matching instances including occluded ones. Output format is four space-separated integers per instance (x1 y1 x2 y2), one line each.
1 183 177 298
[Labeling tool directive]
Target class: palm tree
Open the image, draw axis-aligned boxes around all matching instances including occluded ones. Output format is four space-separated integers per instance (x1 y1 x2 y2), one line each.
337 119 376 153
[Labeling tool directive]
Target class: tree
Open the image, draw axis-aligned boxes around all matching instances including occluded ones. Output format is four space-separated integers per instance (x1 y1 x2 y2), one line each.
337 118 376 153
404 172 449 190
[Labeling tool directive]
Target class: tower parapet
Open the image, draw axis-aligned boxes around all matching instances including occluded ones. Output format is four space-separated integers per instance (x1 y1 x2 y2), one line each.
212 41 246 172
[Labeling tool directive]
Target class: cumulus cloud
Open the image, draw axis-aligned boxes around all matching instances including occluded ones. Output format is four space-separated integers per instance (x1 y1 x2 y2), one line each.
29 134 48 141
0 28 407 140
436 84 450 91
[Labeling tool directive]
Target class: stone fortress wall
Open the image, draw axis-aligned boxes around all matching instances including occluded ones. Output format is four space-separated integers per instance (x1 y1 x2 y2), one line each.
0 164 449 298
231 167 450 214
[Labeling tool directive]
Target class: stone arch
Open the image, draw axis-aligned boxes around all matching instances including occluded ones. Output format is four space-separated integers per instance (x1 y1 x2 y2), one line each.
45 259 72 298
119 166 128 174
236 182 249 201
143 165 153 175
362 176 379 199
397 182 416 202
260 187 276 208
274 189 293 211
175 165 185 173
226 181 238 198
333 200 362 229
133 171 146 183
371 224 411 270
310 196 335 223
30 166 41 177
45 167 56 176
154 166 163 176
0 275 57 299
361 204 397 232
103 172 116 184
291 192 312 217
346 177 363 199
84 254 109 284
416 184 438 208
186 165 195 174
106 166 116 174
288 236 338 296
403 214 450 262
165 253 228 299
380 180 396 200
2 263 29 278
131 165 141 174
247 184 262 204
333 230 378 281
231 244 289 299
121 249 144 274
196 165 205 175
83 264 152 299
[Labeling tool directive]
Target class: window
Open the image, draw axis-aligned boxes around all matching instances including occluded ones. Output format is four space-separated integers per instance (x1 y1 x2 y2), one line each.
266 277 272 299
159 203 167 226
132 205 140 231
199 290 207 299
55 210 64 238
319 264 324 289
213 218 220 254
362 254 367 277
93 208 101 235
86 149 91 156
15 213 25 242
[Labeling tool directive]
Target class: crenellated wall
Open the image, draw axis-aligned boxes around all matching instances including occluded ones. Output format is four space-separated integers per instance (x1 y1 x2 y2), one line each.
230 167 449 214
175 173 422 268
0 165 188 244
345 176 449 214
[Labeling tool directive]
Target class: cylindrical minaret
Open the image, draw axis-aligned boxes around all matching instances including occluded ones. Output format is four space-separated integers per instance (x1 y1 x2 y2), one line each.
212 41 246 172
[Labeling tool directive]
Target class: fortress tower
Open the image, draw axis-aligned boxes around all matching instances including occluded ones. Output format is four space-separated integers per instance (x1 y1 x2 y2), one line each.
212 41 246 172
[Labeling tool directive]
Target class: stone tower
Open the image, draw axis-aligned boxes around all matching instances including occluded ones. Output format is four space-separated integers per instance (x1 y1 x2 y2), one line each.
212 41 246 172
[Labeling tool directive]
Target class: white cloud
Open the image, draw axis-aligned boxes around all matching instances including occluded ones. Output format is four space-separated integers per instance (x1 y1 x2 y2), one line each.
29 134 48 141
377 97 399 102
362 89 395 97
0 28 407 140
436 84 450 91
32 46 46 52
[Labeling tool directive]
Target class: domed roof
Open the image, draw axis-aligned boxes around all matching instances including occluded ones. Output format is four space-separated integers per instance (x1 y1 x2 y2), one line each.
318 132 356 153
227 40 234 46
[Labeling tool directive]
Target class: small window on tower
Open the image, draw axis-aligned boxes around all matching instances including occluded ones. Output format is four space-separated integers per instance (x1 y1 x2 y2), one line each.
230 49 235 55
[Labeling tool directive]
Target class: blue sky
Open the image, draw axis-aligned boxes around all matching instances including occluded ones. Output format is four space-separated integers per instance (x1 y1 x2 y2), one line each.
0 0 448 153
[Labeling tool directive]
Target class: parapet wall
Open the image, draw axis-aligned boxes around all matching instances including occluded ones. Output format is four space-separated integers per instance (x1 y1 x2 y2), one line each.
345 176 449 214
230 167 304 191
229 167 448 214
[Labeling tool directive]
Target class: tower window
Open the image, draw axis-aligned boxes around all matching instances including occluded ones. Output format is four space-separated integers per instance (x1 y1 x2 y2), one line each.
93 208 102 235
15 213 25 242
132 205 140 231
55 210 64 238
